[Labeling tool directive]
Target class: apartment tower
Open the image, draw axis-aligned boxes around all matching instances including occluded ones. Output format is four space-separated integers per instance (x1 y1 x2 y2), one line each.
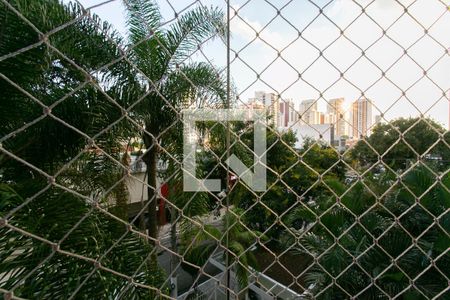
252 91 280 126
327 98 346 138
279 99 297 128
299 99 320 125
352 97 373 138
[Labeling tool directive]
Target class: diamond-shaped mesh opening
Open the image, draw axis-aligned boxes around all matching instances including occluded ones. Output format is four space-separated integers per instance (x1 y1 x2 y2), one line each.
1 0 449 299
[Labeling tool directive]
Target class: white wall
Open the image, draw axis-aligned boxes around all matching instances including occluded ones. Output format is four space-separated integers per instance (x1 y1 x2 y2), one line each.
126 172 165 204
290 123 334 149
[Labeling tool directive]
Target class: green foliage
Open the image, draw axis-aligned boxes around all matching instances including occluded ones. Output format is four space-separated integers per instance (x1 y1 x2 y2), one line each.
0 0 167 297
119 0 226 138
351 117 449 171
0 0 130 186
0 183 167 299
164 162 210 218
234 131 345 238
180 209 264 291
112 0 227 237
284 167 450 299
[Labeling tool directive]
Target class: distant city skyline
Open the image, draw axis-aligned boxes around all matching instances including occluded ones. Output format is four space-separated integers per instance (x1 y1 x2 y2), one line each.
75 0 450 129
243 90 381 148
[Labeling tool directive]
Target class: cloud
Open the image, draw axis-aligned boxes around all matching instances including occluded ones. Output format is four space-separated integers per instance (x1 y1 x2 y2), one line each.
75 0 450 127
231 13 290 50
228 0 450 127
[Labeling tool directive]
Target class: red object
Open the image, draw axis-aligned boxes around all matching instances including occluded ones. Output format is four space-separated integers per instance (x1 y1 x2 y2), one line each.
160 183 169 198
228 173 237 188
159 183 169 225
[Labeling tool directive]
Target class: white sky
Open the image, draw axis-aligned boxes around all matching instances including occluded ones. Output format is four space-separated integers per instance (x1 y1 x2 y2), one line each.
76 0 450 128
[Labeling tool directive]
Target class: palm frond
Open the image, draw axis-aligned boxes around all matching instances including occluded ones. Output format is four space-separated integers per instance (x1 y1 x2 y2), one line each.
0 183 166 298
162 62 226 107
164 6 225 66
124 0 162 45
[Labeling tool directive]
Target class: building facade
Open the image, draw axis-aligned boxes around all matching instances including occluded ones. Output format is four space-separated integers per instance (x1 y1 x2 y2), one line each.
279 98 298 128
351 97 373 138
290 123 335 149
327 98 347 138
299 99 321 125
251 91 280 126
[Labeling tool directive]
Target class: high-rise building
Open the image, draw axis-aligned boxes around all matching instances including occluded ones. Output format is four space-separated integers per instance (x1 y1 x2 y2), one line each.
250 91 280 126
351 97 373 138
374 115 382 125
322 112 335 125
243 98 265 110
299 99 317 111
279 99 297 128
327 98 347 138
299 99 320 125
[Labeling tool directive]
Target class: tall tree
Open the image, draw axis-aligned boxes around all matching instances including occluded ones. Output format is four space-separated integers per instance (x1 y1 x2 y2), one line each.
0 0 166 297
180 208 264 299
351 117 449 171
161 160 210 297
116 0 227 239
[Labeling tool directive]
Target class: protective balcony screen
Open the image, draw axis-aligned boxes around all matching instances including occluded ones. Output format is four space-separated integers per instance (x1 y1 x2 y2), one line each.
0 0 449 299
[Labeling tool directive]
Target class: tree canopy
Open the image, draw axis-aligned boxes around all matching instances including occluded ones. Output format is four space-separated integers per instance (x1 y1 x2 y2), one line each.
351 117 449 171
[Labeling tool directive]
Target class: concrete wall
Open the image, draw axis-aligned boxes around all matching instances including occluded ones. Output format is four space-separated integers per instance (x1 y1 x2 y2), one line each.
290 123 334 149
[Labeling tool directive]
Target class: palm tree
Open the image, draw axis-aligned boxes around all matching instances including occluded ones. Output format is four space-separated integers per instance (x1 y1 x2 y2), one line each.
180 208 263 299
283 168 450 299
1 0 166 297
162 162 210 297
115 0 227 239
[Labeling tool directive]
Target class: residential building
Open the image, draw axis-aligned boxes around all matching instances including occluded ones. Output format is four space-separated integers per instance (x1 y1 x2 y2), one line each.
374 114 382 126
289 123 335 149
250 91 280 126
242 98 265 110
351 97 373 138
279 98 298 128
299 99 321 125
322 112 335 125
327 98 347 138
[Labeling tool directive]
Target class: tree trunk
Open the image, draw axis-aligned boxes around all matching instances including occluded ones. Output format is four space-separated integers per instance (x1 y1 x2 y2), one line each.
139 171 147 232
170 207 178 298
113 180 129 221
144 145 158 239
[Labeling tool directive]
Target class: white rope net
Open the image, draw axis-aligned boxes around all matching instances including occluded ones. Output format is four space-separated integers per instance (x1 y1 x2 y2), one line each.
0 0 449 299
